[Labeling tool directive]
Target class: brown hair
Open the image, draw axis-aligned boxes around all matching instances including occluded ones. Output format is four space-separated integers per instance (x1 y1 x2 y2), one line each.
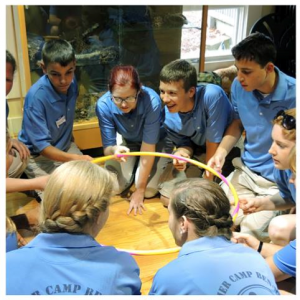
170 178 233 239
108 65 141 93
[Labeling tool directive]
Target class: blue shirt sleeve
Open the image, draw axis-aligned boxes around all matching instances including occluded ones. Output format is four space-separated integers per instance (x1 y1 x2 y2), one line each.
141 88 162 145
273 169 296 203
96 94 117 148
231 79 241 120
23 95 54 153
203 84 233 143
6 232 18 253
273 240 296 277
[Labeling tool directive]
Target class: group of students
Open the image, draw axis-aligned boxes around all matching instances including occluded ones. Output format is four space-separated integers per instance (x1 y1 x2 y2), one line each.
6 31 296 295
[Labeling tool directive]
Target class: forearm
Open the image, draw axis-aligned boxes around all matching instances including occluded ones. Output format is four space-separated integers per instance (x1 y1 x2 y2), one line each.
205 141 219 180
6 177 43 193
136 155 155 191
216 119 244 157
269 193 295 211
41 145 77 162
259 242 283 258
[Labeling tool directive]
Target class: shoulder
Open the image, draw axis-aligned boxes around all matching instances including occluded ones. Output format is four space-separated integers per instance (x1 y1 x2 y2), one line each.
197 84 228 100
96 92 112 110
141 86 160 103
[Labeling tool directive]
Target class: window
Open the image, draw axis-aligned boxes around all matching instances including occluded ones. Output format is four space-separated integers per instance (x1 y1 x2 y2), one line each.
181 5 248 68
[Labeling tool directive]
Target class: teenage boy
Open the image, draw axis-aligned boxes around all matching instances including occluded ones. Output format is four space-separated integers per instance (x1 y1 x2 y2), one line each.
207 32 296 241
19 39 92 198
158 59 234 206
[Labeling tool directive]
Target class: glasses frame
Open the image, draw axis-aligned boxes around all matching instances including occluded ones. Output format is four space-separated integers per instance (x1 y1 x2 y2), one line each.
111 92 139 105
274 110 296 130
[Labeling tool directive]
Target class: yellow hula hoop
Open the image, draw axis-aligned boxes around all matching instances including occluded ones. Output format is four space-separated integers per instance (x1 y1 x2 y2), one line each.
92 151 240 256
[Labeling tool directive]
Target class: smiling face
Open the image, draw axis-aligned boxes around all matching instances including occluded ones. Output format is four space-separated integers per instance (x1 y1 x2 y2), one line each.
269 124 296 170
235 59 274 93
42 61 76 95
111 84 138 113
159 80 195 113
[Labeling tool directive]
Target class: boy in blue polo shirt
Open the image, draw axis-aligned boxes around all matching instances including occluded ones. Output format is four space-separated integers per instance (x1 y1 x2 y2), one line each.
19 39 92 199
158 59 234 206
207 33 296 241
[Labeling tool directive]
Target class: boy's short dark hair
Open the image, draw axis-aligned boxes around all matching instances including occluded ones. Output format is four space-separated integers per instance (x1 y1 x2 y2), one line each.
231 32 277 67
6 50 17 74
160 59 197 92
42 39 75 67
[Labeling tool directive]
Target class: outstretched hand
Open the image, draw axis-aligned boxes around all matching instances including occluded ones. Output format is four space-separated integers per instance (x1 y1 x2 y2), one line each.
127 189 146 216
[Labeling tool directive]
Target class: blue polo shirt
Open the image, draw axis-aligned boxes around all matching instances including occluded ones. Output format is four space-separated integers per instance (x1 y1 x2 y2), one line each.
96 86 162 148
6 232 18 252
231 68 295 181
273 239 296 278
149 236 279 295
164 84 233 148
18 75 78 155
273 169 296 203
6 233 141 295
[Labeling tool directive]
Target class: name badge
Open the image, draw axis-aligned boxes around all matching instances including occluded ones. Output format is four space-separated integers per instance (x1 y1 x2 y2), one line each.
56 115 66 128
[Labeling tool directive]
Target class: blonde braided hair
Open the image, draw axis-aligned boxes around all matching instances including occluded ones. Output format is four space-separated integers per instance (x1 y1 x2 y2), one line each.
40 160 116 234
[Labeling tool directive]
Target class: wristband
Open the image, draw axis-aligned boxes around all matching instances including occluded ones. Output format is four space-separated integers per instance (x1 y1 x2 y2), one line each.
257 241 263 253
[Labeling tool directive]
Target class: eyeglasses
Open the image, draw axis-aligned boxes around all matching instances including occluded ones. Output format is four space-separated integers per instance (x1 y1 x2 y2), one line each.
274 110 296 130
112 93 138 105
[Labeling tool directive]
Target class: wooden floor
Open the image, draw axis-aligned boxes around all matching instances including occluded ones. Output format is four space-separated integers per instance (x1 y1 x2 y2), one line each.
6 191 178 295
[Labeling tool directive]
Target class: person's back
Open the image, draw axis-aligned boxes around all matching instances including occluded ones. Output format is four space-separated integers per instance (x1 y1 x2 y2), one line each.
149 178 279 295
7 233 140 295
150 236 279 295
6 160 141 295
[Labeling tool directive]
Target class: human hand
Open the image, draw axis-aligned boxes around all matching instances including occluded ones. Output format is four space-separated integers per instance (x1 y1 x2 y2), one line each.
239 198 262 214
112 145 130 163
11 139 30 161
231 232 260 251
127 189 146 216
206 152 225 177
173 149 190 171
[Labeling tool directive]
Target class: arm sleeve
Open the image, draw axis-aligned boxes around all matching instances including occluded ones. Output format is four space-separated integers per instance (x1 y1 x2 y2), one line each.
142 92 162 145
273 240 296 277
96 100 117 148
24 100 53 153
204 85 233 143
231 79 241 120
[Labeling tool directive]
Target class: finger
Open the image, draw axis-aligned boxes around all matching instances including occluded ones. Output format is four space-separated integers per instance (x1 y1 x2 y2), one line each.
127 205 133 215
134 207 137 216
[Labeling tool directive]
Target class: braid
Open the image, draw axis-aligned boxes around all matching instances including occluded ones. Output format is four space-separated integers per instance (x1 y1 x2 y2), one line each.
171 178 234 239
40 161 114 234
